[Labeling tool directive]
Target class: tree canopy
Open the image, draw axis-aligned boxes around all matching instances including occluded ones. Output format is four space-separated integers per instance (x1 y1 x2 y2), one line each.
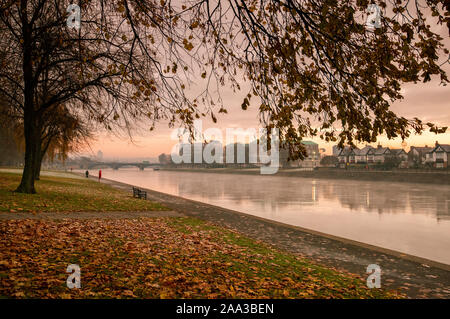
0 0 448 192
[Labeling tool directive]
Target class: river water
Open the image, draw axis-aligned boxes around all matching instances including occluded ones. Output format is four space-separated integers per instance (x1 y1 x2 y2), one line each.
93 168 450 265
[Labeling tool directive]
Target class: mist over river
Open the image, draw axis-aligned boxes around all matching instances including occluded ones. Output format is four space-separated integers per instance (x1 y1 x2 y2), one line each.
87 168 450 265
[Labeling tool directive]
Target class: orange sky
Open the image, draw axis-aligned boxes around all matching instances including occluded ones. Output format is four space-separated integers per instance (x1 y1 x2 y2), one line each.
86 77 450 160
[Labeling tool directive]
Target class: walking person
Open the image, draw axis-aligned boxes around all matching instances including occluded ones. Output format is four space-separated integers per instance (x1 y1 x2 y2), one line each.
85 170 89 178
98 169 102 181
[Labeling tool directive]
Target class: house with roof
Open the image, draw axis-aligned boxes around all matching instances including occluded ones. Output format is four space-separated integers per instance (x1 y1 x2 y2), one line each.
354 145 375 163
408 146 434 165
279 141 320 168
428 143 450 168
373 145 392 163
337 146 353 164
389 148 408 168
337 146 375 165
348 148 357 164
390 149 408 161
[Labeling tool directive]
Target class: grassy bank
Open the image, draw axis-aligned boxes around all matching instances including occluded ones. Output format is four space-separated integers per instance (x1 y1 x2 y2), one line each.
0 172 166 212
0 172 403 298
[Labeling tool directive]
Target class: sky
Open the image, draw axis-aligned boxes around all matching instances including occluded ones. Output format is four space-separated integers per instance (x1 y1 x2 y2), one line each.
86 76 450 160
84 12 450 161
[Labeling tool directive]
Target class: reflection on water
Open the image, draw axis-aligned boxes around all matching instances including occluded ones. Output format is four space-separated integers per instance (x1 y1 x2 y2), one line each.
95 168 450 265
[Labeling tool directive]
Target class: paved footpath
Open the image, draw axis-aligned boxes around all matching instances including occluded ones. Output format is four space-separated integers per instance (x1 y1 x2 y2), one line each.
0 210 182 220
100 177 450 299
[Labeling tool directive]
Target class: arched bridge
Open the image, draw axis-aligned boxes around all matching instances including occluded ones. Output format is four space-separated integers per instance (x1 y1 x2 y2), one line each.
84 162 161 170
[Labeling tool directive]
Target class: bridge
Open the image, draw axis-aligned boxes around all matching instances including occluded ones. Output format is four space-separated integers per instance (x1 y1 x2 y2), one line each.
71 161 161 170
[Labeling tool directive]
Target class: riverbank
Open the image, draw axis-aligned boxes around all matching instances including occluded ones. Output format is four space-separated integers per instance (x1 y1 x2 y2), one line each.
0 172 400 299
98 175 450 299
160 167 450 185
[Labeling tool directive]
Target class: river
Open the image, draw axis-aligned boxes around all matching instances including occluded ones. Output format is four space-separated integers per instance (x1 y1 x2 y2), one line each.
90 168 450 265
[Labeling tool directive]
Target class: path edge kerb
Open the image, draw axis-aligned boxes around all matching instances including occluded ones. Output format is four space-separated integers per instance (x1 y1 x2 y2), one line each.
95 175 450 272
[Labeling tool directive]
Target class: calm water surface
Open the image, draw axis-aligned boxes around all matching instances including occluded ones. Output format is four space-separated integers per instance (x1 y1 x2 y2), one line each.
94 168 450 265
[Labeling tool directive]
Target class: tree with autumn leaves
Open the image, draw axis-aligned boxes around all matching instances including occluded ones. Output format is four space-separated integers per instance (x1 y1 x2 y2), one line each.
0 99 91 179
33 105 93 180
0 0 448 193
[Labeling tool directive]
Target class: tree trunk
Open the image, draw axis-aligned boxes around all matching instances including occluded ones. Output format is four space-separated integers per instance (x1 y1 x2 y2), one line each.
15 4 37 194
34 137 49 181
34 146 43 181
15 119 38 193
34 163 41 180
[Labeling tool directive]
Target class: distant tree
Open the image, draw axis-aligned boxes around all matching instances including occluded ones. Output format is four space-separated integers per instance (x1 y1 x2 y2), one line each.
6 99 93 180
410 155 424 169
34 105 93 179
382 156 402 169
158 153 171 165
0 98 22 166
320 156 339 167
278 144 292 168
0 119 22 166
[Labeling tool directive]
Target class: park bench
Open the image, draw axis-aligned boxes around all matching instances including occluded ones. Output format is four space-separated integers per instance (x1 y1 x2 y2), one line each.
132 187 147 200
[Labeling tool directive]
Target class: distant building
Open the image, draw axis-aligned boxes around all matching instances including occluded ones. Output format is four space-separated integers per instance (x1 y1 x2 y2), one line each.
333 142 448 169
337 146 353 165
372 145 392 163
408 145 433 165
96 150 103 161
354 145 375 163
390 149 408 161
389 148 408 168
428 142 450 168
348 148 357 164
301 141 320 166
297 141 320 167
332 145 343 157
280 141 320 168
336 144 397 165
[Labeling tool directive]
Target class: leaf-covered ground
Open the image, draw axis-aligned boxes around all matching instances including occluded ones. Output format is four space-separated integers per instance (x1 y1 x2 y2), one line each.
0 217 403 299
0 171 403 299
0 172 166 212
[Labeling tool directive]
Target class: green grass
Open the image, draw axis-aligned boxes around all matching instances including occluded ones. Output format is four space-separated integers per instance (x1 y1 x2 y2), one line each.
0 172 167 212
